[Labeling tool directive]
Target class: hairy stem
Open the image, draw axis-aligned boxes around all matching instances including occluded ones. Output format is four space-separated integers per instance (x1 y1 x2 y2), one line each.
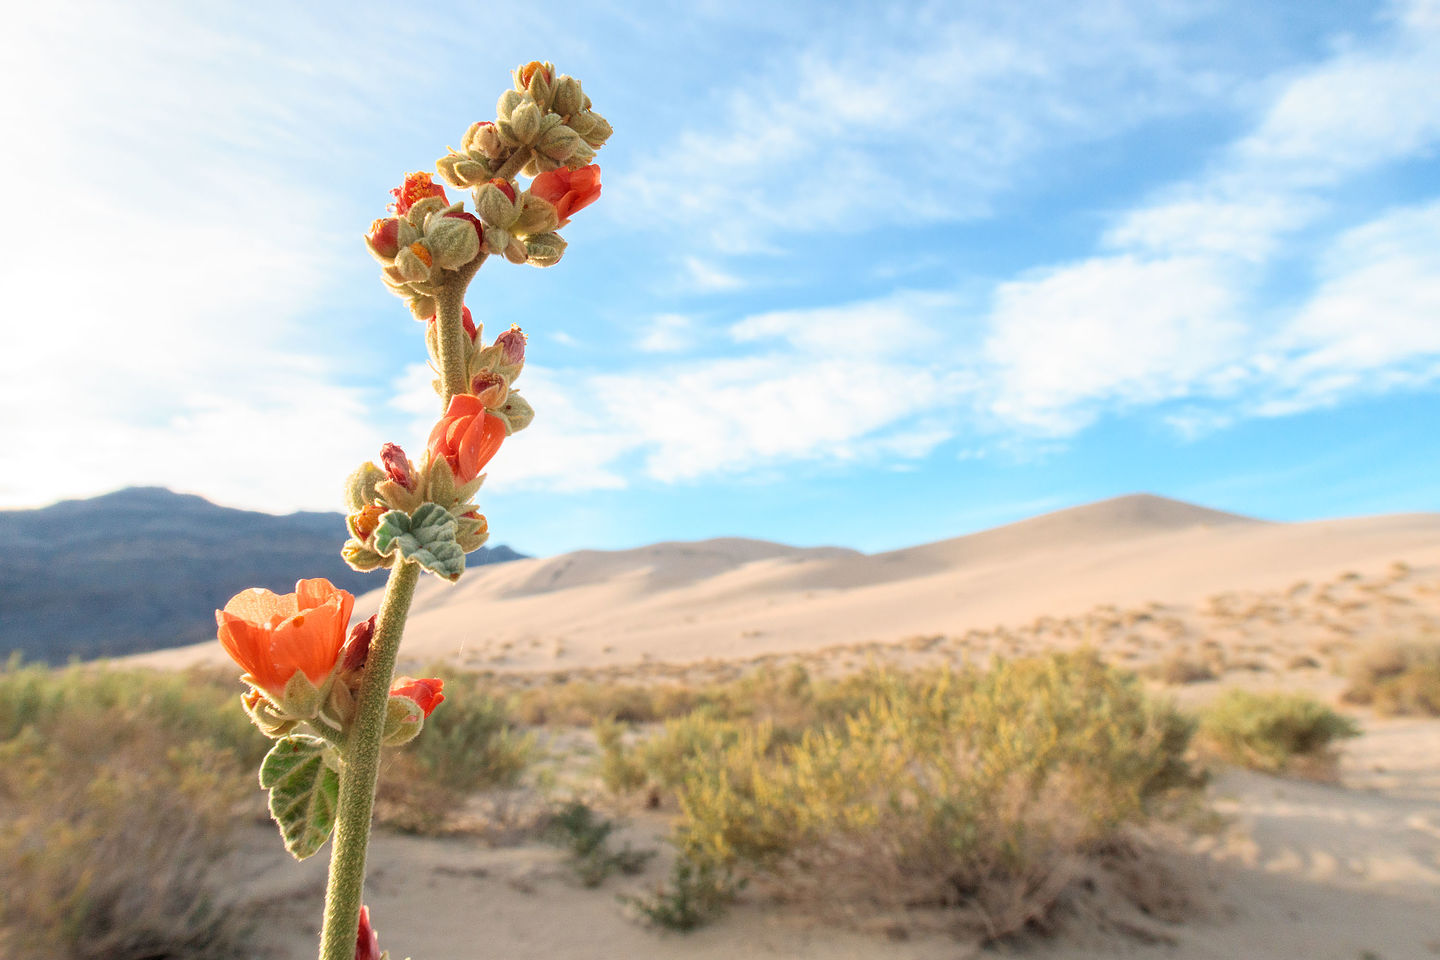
317 559 420 960
434 257 486 406
494 145 534 182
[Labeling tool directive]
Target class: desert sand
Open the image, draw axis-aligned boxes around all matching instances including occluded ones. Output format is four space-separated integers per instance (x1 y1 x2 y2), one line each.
136 494 1440 959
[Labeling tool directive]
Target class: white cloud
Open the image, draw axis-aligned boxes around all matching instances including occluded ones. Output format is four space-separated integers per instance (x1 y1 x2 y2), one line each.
982 256 1247 432
0 2 426 511
729 291 952 357
636 313 698 353
681 257 745 292
615 3 1232 259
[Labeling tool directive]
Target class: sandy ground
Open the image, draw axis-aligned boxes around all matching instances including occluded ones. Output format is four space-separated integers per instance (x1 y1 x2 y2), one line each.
134 494 1440 959
236 715 1440 960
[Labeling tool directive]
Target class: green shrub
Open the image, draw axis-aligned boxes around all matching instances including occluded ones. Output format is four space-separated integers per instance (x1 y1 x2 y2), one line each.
1344 639 1440 716
622 857 744 931
617 652 1198 936
1199 689 1360 772
377 691 532 834
544 800 654 887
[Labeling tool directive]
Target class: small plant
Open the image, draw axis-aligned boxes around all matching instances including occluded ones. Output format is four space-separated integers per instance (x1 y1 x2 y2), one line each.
544 801 654 887
1198 689 1360 773
622 857 745 932
1343 637 1440 716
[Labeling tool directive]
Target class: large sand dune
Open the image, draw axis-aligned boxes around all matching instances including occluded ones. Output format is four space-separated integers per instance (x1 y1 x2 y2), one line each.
138 493 1440 676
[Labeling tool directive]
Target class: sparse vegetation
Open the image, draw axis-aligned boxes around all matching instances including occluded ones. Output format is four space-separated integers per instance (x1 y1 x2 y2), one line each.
544 800 654 887
1198 689 1360 773
1343 637 1440 716
376 688 533 834
605 652 1199 938
0 662 264 960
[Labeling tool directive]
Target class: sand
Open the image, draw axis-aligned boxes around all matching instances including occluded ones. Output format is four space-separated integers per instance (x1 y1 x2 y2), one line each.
131 493 1440 959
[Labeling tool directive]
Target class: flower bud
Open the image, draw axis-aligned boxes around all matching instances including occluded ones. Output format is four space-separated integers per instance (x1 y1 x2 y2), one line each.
514 60 555 103
495 325 526 366
344 462 386 512
482 226 510 257
513 193 560 237
379 443 416 491
552 75 584 118
536 122 582 163
365 218 401 260
470 370 509 407
341 615 377 674
504 235 528 264
475 179 520 228
356 906 381 960
390 171 447 215
424 214 481 270
392 676 445 717
498 392 535 433
523 232 567 267
394 242 434 282
496 89 524 122
510 100 542 144
348 503 387 543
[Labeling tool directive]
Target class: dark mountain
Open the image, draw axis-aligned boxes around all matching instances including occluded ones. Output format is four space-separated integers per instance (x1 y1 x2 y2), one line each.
0 488 525 663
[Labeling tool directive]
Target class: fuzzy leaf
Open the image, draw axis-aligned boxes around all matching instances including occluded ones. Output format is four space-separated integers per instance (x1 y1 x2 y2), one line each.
372 503 465 582
259 734 339 860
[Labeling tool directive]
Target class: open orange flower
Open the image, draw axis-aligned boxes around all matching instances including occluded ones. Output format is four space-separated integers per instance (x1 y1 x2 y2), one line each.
530 164 601 225
216 578 355 701
427 393 506 484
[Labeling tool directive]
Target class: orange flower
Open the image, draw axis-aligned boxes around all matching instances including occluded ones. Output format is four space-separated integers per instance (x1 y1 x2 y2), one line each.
390 171 447 215
390 676 445 717
216 579 355 701
427 394 506 484
530 165 601 225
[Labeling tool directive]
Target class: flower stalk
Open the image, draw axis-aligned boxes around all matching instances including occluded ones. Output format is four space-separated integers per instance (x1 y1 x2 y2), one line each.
317 559 419 960
214 58 610 960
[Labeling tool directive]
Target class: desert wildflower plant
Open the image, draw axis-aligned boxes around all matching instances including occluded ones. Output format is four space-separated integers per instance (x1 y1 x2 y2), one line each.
214 60 611 960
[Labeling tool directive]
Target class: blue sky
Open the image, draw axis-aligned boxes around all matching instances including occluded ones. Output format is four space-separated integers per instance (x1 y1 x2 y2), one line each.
2 0 1437 556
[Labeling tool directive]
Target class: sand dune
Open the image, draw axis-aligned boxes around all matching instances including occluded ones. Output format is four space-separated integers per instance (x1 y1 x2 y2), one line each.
136 493 1440 676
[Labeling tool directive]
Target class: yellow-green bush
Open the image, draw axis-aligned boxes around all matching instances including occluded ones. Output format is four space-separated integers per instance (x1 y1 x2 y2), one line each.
1198 689 1360 773
621 653 1198 936
376 690 533 834
1343 638 1440 716
0 663 263 960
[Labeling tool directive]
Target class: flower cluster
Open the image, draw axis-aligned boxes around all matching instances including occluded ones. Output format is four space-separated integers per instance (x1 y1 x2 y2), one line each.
217 579 444 745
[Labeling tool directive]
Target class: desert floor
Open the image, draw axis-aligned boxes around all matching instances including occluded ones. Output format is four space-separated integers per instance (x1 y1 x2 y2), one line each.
139 496 1440 959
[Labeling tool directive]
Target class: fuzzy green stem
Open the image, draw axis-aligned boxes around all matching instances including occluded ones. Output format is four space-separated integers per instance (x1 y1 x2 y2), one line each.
316 559 420 960
494 145 533 182
434 258 486 407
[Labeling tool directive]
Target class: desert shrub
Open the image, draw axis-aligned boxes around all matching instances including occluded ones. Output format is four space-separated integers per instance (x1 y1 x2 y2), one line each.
1198 689 1360 773
623 857 744 931
376 690 532 833
1145 651 1217 684
595 717 648 794
544 800 654 887
0 663 260 960
1343 638 1440 716
627 652 1197 937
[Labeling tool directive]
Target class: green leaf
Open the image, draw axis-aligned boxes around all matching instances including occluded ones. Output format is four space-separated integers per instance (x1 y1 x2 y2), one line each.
259 734 339 860
372 503 466 582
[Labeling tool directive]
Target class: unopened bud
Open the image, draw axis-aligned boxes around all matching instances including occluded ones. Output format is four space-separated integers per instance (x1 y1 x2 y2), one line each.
366 218 401 260
348 503 386 543
344 462 386 512
342 615 377 673
552 75 584 118
496 89 524 122
524 232 567 267
424 214 481 269
495 326 526 366
511 100 542 144
505 235 528 264
475 179 520 228
379 443 416 491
